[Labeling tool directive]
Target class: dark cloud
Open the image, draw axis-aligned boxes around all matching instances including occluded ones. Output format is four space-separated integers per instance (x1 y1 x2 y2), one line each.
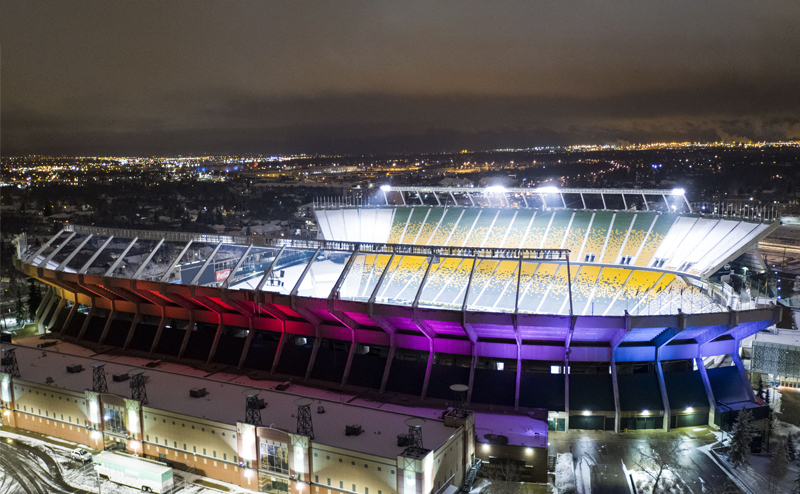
2 1 800 155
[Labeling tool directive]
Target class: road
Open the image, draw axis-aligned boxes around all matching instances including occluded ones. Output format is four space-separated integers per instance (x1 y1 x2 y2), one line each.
0 437 91 494
549 427 739 494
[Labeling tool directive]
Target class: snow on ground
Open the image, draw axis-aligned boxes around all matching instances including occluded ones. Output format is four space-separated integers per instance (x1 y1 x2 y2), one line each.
630 470 690 494
554 453 576 494
0 429 253 493
573 454 594 494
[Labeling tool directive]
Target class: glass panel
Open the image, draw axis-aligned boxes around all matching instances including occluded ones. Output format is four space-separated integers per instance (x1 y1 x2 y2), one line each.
417 257 475 309
338 254 394 302
172 242 221 284
83 236 135 276
226 246 284 290
137 240 190 282
261 248 319 295
47 233 90 270
30 231 72 267
193 244 249 287
109 239 161 278
467 259 519 312
296 250 352 298
374 255 429 306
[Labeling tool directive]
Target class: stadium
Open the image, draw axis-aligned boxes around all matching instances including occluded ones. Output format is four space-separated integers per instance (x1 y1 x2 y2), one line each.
14 186 780 435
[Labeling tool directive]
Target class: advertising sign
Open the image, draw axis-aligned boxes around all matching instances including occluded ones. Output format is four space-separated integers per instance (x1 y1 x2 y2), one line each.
216 269 231 282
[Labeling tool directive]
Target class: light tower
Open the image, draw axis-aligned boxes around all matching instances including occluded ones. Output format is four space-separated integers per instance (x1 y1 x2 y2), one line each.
130 370 148 405
1 349 20 378
92 364 108 393
450 384 469 418
403 418 426 457
244 389 262 426
294 398 314 439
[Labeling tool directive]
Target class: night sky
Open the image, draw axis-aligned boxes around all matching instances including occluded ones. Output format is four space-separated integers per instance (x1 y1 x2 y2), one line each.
2 1 800 156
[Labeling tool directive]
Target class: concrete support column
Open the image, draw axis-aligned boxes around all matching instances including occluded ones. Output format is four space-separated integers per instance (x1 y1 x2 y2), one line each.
611 359 621 433
514 343 522 410
655 357 671 431
177 315 195 359
270 324 287 375
379 335 396 394
420 339 434 400
467 345 477 405
304 328 322 380
206 319 225 364
60 294 79 337
36 291 58 334
150 307 169 356
695 355 718 428
123 308 142 350
44 297 66 333
76 302 96 341
34 288 54 327
98 306 118 346
238 318 256 369
564 357 570 432
341 332 358 387
731 341 757 403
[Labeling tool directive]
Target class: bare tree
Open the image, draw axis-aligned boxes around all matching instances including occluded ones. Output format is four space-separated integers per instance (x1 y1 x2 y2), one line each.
632 437 687 494
481 460 521 494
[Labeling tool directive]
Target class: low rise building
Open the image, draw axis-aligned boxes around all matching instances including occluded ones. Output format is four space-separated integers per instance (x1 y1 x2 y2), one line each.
0 344 475 494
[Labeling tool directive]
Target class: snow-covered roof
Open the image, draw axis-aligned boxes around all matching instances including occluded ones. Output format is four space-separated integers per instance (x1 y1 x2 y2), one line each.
8 343 456 460
474 412 548 449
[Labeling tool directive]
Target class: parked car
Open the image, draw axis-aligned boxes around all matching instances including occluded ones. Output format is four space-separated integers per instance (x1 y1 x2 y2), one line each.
71 448 92 462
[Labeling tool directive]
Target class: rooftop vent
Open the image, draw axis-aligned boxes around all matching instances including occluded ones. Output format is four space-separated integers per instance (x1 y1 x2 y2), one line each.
345 425 362 436
112 373 130 382
484 434 509 445
145 360 162 368
275 381 292 391
190 388 207 398
66 364 84 374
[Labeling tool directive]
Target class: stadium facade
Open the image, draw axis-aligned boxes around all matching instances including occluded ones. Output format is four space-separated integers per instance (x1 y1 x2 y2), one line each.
12 186 779 440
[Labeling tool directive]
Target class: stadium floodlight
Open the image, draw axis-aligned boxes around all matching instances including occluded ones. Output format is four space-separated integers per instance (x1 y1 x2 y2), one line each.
671 188 685 195
486 185 506 193
537 186 559 193
380 185 392 191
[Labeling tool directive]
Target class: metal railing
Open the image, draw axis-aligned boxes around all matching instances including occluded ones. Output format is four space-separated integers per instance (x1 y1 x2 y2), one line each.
266 237 571 260
64 224 252 245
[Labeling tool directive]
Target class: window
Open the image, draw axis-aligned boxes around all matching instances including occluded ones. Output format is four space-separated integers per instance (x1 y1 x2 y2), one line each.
224 453 227 460
377 467 381 472
339 458 342 463
194 446 197 453
327 479 331 486
174 441 177 448
391 470 395 474
364 464 368 468
315 476 319 483
147 435 150 441
327 455 330 460
353 485 356 492
584 253 596 262
351 461 355 465
340 482 343 489
213 451 217 458
619 255 633 265
366 488 369 494
164 439 167 446
203 448 207 455
184 444 187 450
259 441 289 475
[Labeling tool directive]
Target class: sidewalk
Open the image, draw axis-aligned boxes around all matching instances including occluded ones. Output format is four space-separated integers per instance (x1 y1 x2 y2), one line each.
0 425 257 494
